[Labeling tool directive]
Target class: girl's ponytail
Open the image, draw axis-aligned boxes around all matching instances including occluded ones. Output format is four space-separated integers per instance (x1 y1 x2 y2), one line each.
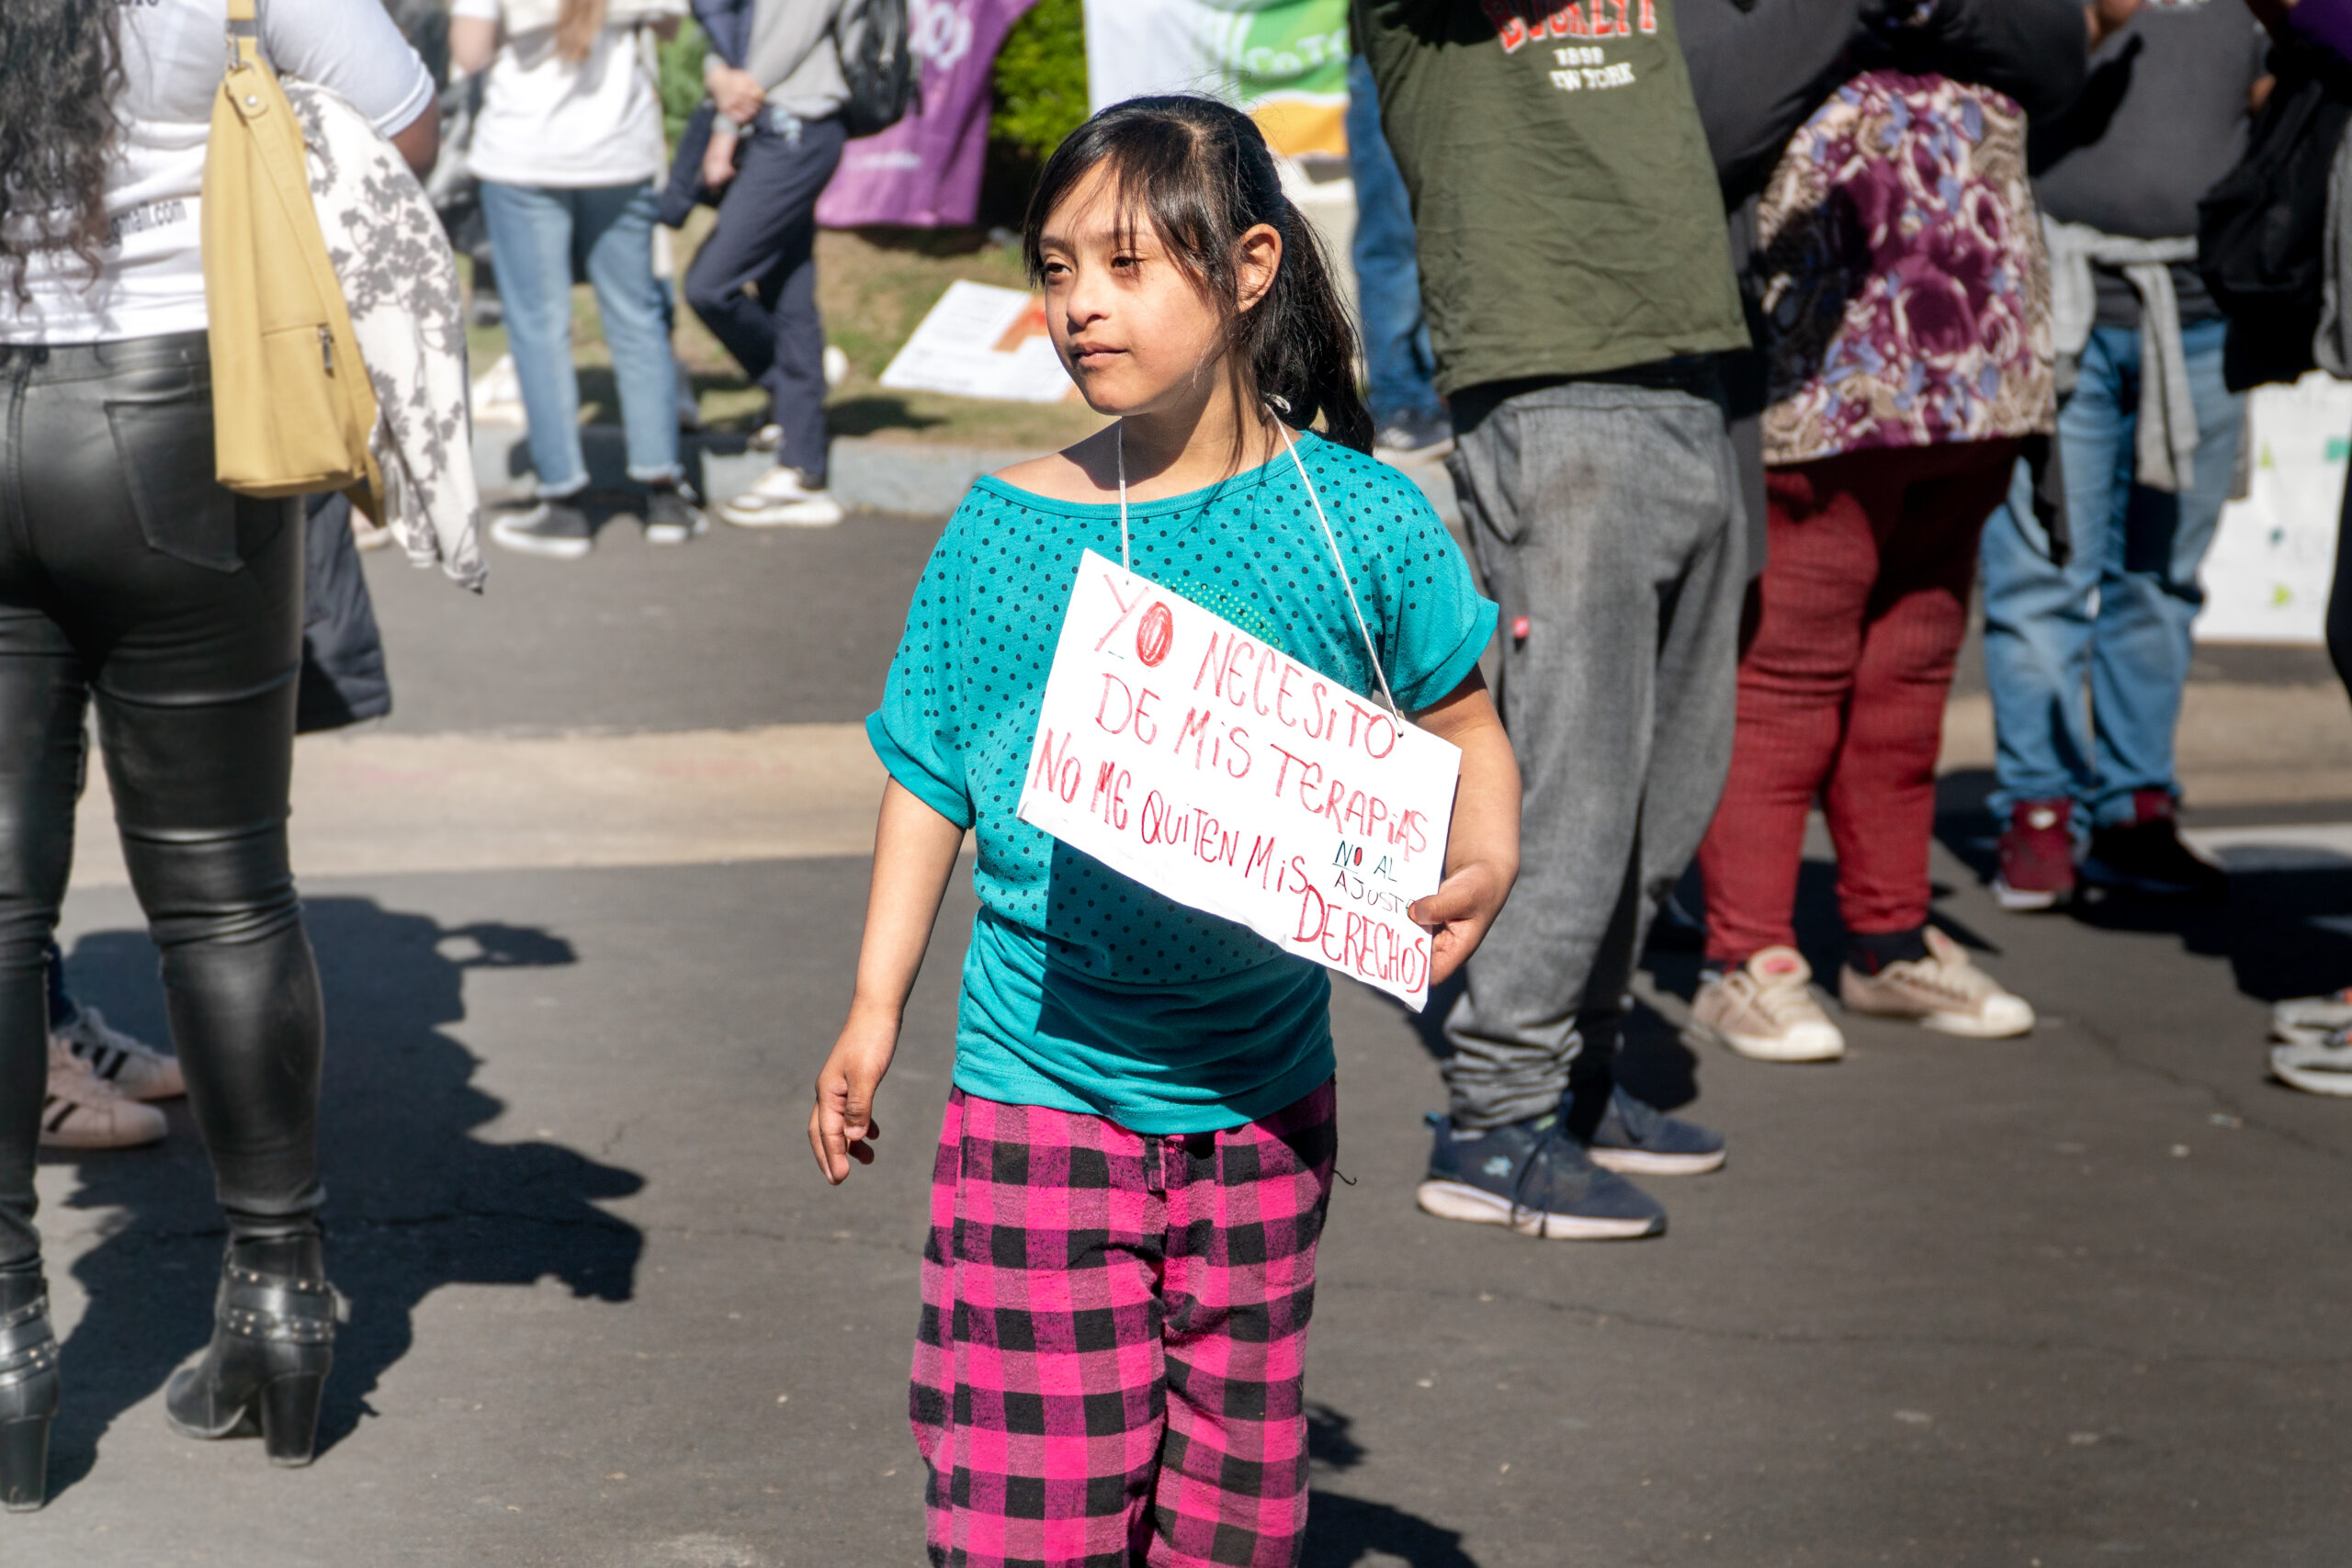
1251 194 1374 453
1022 95 1376 456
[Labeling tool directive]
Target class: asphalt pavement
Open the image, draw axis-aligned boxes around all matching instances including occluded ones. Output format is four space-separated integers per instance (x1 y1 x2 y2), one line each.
14 511 2352 1567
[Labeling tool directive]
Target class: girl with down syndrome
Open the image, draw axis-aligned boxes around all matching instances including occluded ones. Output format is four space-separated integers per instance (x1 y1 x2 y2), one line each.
808 96 1520 1566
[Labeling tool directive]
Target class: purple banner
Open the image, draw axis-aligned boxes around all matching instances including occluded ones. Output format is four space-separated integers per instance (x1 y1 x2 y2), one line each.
816 0 1040 230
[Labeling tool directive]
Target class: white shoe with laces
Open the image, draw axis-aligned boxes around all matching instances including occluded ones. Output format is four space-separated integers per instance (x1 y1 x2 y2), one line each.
2271 1039 2352 1096
1839 927 2034 1038
1686 946 1846 1062
41 1041 167 1150
2271 987 2352 1046
54 1005 183 1100
717 467 844 529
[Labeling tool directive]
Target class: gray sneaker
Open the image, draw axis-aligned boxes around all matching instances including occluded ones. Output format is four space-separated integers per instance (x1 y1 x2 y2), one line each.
1417 1110 1666 1240
642 483 708 545
490 499 593 560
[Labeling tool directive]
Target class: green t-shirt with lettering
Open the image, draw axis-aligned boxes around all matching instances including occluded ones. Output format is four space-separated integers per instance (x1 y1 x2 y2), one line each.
1357 0 1749 395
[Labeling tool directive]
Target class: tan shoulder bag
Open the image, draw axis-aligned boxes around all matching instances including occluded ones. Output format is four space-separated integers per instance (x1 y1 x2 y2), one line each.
201 0 379 504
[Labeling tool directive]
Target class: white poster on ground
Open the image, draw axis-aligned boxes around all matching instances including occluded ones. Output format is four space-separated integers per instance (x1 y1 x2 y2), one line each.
2198 372 2351 645
876 280 1077 403
1016 551 1462 1010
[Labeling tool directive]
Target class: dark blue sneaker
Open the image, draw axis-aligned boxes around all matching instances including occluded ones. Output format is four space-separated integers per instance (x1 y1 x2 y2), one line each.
1417 1111 1666 1240
1583 1088 1726 1177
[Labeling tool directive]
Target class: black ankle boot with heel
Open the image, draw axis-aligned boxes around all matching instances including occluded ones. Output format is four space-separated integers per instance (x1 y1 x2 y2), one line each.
164 1234 343 1467
0 1267 58 1512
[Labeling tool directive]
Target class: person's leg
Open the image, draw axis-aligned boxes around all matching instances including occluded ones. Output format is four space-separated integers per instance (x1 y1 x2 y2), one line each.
911 1091 1165 1567
0 632 90 1272
683 118 846 486
1441 382 1739 1128
2333 428 2352 701
1826 441 2036 1037
1697 457 1880 968
1148 1080 1335 1567
1345 54 1442 434
1980 329 2131 823
40 943 74 1034
577 181 683 486
477 181 591 497
2086 317 2245 819
78 527 321 1245
1825 441 2021 941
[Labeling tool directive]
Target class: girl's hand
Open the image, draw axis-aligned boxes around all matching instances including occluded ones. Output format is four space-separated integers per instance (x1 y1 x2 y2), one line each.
808 779 967 1186
1409 859 1513 988
809 1006 898 1183
702 128 740 194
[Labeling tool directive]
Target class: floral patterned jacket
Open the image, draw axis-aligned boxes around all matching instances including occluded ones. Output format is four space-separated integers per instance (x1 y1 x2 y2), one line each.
1752 69 2055 467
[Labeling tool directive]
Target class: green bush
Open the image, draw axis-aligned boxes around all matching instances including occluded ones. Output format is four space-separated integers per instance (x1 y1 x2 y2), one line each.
990 0 1088 164
657 19 708 147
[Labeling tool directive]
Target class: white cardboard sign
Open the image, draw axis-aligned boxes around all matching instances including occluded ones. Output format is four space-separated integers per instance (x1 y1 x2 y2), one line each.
877 280 1078 404
1016 550 1462 1009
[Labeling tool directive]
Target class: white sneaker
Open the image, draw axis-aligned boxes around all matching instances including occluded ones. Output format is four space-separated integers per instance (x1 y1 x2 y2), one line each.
41 1042 167 1150
1839 927 2035 1039
717 467 845 528
2271 988 2352 1046
2271 1040 2352 1097
54 1006 183 1100
1687 947 1846 1062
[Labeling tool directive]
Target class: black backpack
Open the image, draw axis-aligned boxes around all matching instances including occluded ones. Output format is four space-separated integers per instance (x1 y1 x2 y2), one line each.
2197 43 2352 391
837 0 918 140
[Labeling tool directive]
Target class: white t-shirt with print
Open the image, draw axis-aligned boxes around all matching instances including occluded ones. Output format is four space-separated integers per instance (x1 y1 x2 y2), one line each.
0 0 435 345
453 0 675 190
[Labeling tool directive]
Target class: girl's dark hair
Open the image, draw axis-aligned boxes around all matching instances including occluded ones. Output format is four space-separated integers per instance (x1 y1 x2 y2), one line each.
1021 95 1374 456
0 0 123 306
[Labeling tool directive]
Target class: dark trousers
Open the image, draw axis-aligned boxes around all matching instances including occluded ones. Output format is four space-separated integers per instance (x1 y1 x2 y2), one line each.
683 117 846 485
0 333 323 1268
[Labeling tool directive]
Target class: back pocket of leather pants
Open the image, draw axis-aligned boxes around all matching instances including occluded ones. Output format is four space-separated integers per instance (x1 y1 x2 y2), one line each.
104 394 246 572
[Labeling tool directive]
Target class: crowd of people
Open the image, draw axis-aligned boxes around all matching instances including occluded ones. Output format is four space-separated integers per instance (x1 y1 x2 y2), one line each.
5 0 2352 1551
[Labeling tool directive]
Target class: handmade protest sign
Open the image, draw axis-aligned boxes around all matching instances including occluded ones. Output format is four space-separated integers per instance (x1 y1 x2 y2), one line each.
1016 549 1462 1009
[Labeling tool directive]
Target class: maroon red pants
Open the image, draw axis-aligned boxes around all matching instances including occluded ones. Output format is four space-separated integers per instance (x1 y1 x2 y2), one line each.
1698 439 2021 966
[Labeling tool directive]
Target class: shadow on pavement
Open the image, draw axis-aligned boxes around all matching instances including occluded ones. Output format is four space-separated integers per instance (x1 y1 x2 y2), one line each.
40 897 646 1495
2071 850 2352 1002
1304 1403 1479 1568
1936 763 2352 1000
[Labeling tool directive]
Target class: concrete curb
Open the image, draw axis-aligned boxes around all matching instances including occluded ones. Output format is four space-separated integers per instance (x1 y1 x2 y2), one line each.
473 422 1462 524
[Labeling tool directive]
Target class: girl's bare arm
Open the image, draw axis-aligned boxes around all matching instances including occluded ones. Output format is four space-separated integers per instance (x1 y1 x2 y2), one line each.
808 779 967 1183
1408 670 1521 987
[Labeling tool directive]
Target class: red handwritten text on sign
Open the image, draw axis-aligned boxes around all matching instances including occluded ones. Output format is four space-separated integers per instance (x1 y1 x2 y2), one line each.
1016 550 1463 1009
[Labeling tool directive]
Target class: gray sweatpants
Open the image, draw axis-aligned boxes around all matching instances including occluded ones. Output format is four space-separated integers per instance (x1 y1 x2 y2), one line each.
1441 378 1746 1129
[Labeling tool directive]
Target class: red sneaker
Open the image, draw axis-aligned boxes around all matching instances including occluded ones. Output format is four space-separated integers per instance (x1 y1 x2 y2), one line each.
1994 798 2075 911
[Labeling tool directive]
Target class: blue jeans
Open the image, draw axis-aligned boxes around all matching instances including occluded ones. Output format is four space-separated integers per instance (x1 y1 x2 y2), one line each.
1980 319 2243 827
1345 55 1441 429
479 180 680 494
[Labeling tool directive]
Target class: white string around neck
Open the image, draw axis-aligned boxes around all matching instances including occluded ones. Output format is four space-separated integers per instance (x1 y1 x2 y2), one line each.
1114 416 1400 717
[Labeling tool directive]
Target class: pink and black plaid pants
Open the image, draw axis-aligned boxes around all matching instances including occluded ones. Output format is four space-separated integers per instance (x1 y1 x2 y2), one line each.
911 1079 1339 1568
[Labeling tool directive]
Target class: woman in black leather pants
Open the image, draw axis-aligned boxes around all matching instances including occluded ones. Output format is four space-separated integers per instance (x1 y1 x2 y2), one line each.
0 0 440 1511
0 335 334 1478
